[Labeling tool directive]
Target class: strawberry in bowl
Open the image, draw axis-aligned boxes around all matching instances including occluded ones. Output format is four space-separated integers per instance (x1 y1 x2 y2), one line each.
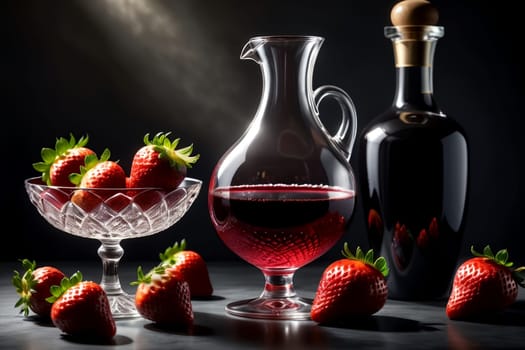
33 133 96 187
128 132 200 190
68 148 128 212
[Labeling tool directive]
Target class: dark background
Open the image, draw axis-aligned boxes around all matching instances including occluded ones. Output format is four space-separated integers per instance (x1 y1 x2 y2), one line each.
4 0 524 265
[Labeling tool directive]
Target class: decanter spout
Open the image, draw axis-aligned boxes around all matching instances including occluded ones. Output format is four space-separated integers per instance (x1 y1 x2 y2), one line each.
240 37 264 63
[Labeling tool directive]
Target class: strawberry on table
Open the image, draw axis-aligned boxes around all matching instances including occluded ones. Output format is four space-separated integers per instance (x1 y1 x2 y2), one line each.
128 132 199 191
47 271 116 339
311 243 389 324
131 265 194 329
33 134 96 187
69 148 128 212
446 245 525 320
12 259 66 318
158 239 213 298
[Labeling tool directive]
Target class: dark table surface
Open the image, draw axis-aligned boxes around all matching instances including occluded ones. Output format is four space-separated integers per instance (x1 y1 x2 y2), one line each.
1 260 524 350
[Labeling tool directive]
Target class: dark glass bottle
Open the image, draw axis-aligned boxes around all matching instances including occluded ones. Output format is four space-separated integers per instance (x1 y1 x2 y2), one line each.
358 0 469 300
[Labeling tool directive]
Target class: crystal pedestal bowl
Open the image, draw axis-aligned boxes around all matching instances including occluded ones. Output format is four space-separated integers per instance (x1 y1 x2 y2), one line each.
25 176 202 318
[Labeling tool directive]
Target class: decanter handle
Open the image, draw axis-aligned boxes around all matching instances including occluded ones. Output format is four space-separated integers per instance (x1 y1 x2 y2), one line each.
313 85 358 161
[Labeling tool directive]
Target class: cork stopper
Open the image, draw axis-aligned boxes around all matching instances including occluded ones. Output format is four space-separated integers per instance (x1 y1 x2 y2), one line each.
386 1 443 67
390 0 439 26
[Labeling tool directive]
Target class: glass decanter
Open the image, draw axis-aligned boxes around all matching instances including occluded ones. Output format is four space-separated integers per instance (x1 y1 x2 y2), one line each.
358 0 469 300
208 35 358 320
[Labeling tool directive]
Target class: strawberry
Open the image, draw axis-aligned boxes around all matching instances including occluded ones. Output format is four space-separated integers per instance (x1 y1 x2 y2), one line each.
47 271 116 339
39 188 71 210
127 132 199 191
12 259 66 318
158 239 213 298
310 243 389 323
446 245 525 320
131 265 194 329
69 148 128 212
33 134 96 186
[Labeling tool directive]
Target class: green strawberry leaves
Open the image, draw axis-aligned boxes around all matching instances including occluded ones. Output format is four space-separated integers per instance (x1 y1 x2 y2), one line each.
12 259 38 317
471 245 513 267
145 132 200 169
46 271 83 303
341 243 390 278
130 265 167 286
159 239 187 265
130 239 190 286
514 267 525 288
471 245 525 288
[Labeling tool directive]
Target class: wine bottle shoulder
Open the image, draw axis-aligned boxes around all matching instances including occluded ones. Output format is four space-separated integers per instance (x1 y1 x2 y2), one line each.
361 108 467 143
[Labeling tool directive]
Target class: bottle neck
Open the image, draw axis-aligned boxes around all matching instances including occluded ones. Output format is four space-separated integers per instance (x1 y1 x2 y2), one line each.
393 66 440 112
386 25 444 113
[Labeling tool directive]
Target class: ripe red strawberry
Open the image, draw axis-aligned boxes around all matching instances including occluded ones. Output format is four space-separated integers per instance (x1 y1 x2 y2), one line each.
33 134 96 186
311 244 389 323
12 259 66 318
127 132 199 191
47 271 116 339
131 265 194 328
69 148 128 212
446 245 525 320
158 239 213 298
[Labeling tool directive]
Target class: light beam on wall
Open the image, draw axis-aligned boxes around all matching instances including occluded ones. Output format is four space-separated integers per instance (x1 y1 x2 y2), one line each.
77 0 252 147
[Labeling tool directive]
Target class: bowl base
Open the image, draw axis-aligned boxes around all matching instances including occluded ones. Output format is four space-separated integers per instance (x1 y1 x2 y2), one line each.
226 296 312 320
107 293 140 319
